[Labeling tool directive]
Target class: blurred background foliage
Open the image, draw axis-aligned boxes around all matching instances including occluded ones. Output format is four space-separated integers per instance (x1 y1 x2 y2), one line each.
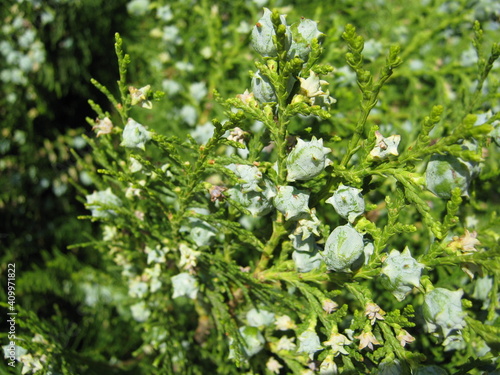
1 0 499 373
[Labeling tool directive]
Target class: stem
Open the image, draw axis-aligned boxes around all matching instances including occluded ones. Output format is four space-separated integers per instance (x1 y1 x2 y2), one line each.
253 213 286 275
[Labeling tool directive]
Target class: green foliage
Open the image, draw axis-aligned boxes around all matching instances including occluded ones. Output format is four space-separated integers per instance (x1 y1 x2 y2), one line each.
3 0 500 374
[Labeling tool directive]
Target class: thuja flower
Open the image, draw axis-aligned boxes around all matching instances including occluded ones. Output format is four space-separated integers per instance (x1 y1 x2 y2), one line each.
227 127 248 144
129 85 152 109
209 185 227 202
289 232 316 252
369 131 401 159
288 18 324 61
129 156 143 173
92 117 113 137
364 302 386 325
274 315 297 331
298 71 328 98
447 229 480 253
130 301 151 322
319 354 337 375
121 118 152 150
355 331 381 350
323 332 352 357
266 357 283 374
171 273 198 299
396 329 416 347
275 336 296 351
178 243 200 271
236 89 258 107
322 299 339 314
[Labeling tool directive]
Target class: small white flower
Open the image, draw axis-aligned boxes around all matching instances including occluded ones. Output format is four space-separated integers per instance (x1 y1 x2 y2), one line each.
355 331 381 350
364 303 386 325
274 315 297 331
276 336 296 351
129 85 152 109
92 117 113 137
369 131 400 159
298 71 328 98
323 333 352 356
396 329 415 347
322 299 339 314
266 357 283 374
178 244 200 271
227 127 247 144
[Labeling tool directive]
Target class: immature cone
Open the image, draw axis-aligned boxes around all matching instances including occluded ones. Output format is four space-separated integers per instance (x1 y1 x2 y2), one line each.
250 8 291 57
380 247 424 301
326 184 365 223
251 70 276 103
422 288 466 337
273 186 310 220
85 188 122 218
425 154 471 199
121 118 151 150
286 137 331 181
322 225 364 271
288 18 324 61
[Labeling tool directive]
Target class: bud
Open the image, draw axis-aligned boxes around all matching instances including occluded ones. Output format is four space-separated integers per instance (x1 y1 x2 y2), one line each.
422 288 466 337
322 225 364 271
425 154 471 199
286 137 331 181
380 247 424 301
121 118 152 150
326 184 365 223
273 186 310 220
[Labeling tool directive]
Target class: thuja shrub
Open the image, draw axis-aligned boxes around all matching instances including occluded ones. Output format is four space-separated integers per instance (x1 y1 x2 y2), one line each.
69 6 500 375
